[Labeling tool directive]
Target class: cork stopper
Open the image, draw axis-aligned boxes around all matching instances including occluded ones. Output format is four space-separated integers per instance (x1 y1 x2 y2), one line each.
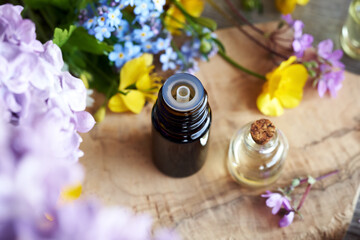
250 119 276 145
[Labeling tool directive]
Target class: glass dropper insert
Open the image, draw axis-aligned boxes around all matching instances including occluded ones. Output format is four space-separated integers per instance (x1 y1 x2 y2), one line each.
162 73 204 112
176 85 191 103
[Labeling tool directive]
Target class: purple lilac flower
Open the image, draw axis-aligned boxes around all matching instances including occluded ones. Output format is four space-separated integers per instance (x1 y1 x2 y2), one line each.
282 14 294 25
279 211 295 228
290 20 313 58
0 4 178 240
316 39 345 97
292 34 313 58
261 191 292 215
317 39 345 68
317 69 344 98
0 4 43 52
261 191 295 228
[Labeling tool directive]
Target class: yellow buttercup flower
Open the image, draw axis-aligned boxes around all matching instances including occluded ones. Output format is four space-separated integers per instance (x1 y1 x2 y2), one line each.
275 0 309 14
108 54 160 114
256 56 308 116
164 0 205 35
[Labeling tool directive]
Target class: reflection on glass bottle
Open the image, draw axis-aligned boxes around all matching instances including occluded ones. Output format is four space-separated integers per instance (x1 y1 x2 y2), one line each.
340 0 360 59
228 119 288 187
151 73 212 178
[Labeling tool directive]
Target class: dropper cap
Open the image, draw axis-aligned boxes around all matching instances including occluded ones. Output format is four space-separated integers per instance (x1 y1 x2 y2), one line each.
176 85 190 103
162 73 204 112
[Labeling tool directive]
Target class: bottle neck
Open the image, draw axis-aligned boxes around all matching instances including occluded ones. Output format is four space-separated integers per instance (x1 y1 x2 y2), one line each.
152 87 211 143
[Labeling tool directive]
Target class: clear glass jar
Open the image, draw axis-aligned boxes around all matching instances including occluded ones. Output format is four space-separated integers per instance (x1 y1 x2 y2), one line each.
340 0 360 59
227 121 289 187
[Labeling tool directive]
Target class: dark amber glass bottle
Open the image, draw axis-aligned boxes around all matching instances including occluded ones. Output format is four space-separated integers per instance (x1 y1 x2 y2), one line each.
151 73 212 177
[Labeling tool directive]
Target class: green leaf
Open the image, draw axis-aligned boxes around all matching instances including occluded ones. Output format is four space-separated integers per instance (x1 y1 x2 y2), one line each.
192 16 217 31
308 69 316 78
53 25 76 47
66 27 113 55
24 0 71 10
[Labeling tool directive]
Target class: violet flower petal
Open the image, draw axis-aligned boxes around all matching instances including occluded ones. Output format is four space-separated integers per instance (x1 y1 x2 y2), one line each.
282 14 294 25
317 79 327 98
317 39 333 59
75 111 96 133
279 211 295 228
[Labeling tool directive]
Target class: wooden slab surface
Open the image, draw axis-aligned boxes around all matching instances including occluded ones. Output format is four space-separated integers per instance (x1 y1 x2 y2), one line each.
80 24 360 239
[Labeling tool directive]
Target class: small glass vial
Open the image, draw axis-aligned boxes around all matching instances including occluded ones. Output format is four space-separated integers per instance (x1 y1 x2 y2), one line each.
151 73 212 178
228 119 288 187
340 0 360 59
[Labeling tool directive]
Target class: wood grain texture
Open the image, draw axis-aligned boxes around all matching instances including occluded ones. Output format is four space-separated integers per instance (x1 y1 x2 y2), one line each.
202 0 360 74
80 24 360 239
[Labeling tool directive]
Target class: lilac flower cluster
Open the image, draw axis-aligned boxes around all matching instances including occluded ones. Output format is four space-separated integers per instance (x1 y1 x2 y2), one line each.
0 4 95 162
80 0 170 68
282 14 313 58
316 39 345 98
283 14 345 98
0 4 179 239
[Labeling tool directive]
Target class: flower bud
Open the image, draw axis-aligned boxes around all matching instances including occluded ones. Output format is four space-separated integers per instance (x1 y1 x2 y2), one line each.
94 105 106 123
200 39 212 54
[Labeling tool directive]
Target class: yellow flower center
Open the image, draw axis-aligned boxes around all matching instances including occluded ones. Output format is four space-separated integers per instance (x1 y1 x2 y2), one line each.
102 28 107 32
100 17 105 21
119 53 124 58
110 14 115 19
141 3 147 9
118 26 123 30
88 19 93 23
141 32 146 37
146 44 151 49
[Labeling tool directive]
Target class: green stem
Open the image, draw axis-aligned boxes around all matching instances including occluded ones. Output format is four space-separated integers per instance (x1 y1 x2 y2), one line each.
171 41 187 66
218 50 266 80
39 8 55 30
90 3 99 17
170 0 194 20
163 13 196 35
24 7 48 42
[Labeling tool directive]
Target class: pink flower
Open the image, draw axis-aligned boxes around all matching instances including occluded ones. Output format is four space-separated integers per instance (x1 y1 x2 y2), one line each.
261 191 292 215
262 191 295 227
279 211 295 228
